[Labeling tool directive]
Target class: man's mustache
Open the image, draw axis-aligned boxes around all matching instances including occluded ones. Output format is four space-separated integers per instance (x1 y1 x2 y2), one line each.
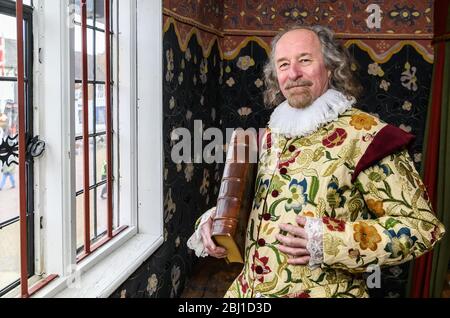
285 80 313 90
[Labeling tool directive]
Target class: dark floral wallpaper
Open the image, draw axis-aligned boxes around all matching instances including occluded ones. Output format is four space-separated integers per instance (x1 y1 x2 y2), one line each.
111 1 433 299
110 23 223 298
220 41 272 131
221 0 433 34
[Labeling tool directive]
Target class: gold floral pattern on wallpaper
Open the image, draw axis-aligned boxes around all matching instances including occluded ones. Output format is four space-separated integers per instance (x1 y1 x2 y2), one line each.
164 0 434 62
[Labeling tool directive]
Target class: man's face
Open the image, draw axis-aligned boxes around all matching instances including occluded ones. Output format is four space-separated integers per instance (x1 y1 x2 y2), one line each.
274 29 331 109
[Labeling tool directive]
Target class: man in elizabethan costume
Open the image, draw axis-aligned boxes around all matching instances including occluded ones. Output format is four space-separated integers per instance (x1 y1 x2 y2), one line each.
188 25 446 298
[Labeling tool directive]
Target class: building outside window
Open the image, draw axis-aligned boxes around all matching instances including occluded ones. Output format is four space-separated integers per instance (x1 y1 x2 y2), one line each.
0 0 34 296
0 0 163 298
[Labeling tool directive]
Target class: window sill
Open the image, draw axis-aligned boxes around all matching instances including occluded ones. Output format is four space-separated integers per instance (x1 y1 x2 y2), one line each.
33 231 163 298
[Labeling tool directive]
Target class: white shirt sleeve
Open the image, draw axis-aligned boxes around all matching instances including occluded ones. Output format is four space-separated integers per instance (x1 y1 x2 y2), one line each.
304 217 324 268
187 207 216 258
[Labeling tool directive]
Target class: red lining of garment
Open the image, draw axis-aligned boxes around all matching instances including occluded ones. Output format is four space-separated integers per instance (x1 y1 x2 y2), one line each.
351 125 415 183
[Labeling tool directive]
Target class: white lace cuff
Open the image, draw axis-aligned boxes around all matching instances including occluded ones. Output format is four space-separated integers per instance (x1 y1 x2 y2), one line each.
187 207 216 258
304 217 324 268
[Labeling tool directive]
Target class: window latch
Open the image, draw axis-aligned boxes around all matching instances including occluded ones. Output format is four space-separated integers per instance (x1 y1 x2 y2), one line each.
27 135 46 160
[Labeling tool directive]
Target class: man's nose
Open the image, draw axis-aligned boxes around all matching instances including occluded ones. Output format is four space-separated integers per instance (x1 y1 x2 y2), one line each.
288 62 303 80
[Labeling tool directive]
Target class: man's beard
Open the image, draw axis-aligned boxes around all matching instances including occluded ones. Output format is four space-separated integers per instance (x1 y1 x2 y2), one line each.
284 80 314 109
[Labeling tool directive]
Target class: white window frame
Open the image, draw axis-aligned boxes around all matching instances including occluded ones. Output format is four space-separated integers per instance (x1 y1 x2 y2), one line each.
4 0 163 298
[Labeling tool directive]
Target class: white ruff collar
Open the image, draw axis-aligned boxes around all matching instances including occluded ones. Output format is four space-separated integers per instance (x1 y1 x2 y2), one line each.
268 89 356 138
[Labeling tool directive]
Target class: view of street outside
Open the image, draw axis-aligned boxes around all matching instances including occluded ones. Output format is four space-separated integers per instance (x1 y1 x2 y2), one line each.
0 1 113 291
74 138 110 251
0 11 20 291
0 178 20 290
0 141 110 290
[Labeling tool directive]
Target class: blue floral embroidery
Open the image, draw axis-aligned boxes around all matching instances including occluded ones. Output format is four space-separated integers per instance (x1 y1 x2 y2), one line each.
327 177 347 209
285 178 308 213
384 228 418 258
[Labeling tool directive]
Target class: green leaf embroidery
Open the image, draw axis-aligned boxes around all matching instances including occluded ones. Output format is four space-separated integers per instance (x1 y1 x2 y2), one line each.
325 151 334 161
269 175 286 192
249 219 255 241
411 189 421 213
315 272 327 284
367 182 382 199
383 180 392 198
269 198 288 215
348 196 364 222
331 208 337 218
272 285 292 297
354 180 369 195
309 176 319 203
385 218 401 229
255 276 278 294
420 221 433 232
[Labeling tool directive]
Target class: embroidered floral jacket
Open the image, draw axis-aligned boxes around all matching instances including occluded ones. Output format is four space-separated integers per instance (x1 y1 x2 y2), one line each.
221 107 445 298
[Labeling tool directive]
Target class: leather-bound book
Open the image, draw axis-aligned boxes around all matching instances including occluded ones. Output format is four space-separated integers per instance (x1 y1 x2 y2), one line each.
212 130 258 264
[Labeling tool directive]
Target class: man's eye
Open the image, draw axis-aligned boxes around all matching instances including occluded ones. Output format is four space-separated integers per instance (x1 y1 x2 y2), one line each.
279 63 289 69
300 59 311 63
